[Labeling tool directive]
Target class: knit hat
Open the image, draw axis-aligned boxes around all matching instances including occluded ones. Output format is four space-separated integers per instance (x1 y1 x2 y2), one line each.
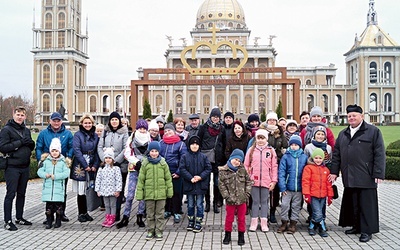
224 111 234 120
248 113 260 124
289 135 302 147
188 135 201 145
148 141 161 152
49 138 62 152
285 119 298 129
164 123 175 132
155 115 165 123
103 147 115 160
229 149 244 163
266 112 278 121
109 111 121 121
210 107 221 118
312 125 326 139
255 129 268 138
148 119 159 131
346 104 363 114
136 119 148 130
233 120 246 131
311 148 325 159
310 106 323 117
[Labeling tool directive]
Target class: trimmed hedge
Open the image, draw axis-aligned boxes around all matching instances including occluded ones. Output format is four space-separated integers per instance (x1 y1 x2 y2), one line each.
386 149 400 157
385 157 400 180
387 140 400 150
0 159 39 182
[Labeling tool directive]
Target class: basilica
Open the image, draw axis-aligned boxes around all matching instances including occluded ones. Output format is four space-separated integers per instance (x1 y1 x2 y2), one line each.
32 0 400 125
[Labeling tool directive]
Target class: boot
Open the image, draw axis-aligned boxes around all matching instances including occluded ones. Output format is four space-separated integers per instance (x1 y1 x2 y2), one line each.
260 217 269 232
205 193 210 212
222 231 231 245
187 216 195 231
136 214 145 227
213 203 220 214
238 232 245 246
54 210 62 228
318 220 328 237
277 220 288 233
269 208 277 223
102 214 110 227
105 214 116 228
45 210 53 229
308 221 316 236
249 217 258 232
116 215 129 229
287 220 297 234
193 217 203 233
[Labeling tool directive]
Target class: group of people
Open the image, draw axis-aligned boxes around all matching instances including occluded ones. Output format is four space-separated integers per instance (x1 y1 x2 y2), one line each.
0 103 385 245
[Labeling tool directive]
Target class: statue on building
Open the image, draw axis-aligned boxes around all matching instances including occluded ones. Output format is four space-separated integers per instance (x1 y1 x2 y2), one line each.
58 104 66 118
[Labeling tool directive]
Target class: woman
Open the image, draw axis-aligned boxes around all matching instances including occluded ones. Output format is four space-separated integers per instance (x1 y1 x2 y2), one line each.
159 123 187 223
71 114 100 222
97 111 129 222
174 117 189 142
225 120 250 159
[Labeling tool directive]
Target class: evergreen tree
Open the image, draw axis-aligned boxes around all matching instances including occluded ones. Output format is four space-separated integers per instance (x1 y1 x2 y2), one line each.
276 99 283 118
167 110 174 123
142 98 152 120
260 107 266 122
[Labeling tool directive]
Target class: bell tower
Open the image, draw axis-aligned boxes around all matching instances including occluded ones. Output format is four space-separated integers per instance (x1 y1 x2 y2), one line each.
32 0 89 122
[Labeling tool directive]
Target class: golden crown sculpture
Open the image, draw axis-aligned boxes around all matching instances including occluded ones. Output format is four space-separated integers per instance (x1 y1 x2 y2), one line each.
180 25 248 75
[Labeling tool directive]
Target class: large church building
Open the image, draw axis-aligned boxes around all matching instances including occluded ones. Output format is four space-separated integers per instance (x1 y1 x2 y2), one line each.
32 0 400 125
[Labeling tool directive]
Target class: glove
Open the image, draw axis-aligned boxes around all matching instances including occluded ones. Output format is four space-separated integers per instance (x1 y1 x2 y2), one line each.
304 194 311 204
327 196 333 206
21 137 32 145
134 161 142 172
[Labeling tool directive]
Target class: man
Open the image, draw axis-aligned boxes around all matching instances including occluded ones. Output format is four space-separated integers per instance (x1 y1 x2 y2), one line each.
185 113 201 137
330 104 385 243
36 112 74 222
223 111 234 140
298 111 310 133
0 106 35 231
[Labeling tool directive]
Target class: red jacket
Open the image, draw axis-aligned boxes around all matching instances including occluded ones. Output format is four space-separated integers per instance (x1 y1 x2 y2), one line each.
302 161 334 198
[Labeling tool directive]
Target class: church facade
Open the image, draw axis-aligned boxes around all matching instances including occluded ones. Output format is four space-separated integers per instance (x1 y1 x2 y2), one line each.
32 0 400 125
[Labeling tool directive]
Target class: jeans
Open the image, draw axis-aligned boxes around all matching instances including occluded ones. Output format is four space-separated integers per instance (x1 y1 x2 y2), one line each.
311 196 326 223
4 167 30 222
123 171 145 217
187 194 204 218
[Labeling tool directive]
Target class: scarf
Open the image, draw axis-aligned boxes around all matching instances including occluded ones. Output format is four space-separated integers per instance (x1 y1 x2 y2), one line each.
163 134 181 144
79 125 96 136
265 124 279 135
227 161 238 172
206 118 221 136
311 139 327 151
287 148 304 158
148 155 162 164
133 131 151 146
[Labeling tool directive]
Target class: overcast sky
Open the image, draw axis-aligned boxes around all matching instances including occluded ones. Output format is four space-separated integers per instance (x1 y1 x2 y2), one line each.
1 0 399 98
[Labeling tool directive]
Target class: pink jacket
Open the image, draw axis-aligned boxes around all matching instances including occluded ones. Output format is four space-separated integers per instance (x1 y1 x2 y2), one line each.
244 145 278 188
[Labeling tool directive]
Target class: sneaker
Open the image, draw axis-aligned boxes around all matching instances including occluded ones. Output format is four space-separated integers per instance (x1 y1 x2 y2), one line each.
154 234 163 241
164 212 171 219
85 213 94 221
4 221 18 231
193 223 203 233
15 218 32 226
173 214 181 223
187 221 195 231
78 214 87 223
145 232 154 241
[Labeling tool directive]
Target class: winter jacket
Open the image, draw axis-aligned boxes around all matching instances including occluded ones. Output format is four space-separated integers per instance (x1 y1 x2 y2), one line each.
124 131 150 167
159 139 187 175
300 122 335 150
302 159 334 198
185 125 199 137
278 149 308 192
36 123 73 161
198 123 226 166
331 121 385 188
218 164 252 206
267 127 288 160
179 150 212 195
0 119 35 168
136 157 173 201
71 127 100 181
244 145 278 188
97 125 129 173
95 164 123 197
37 155 70 202
225 133 251 159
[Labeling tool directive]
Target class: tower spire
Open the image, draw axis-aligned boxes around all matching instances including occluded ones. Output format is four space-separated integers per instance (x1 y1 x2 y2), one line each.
367 0 378 26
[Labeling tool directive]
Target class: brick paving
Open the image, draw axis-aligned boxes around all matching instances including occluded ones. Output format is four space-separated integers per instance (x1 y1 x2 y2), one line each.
0 178 399 249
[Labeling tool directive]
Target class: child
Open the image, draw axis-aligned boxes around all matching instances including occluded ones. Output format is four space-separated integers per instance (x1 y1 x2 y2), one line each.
277 135 308 234
304 126 332 169
219 149 252 246
179 135 212 233
95 147 123 228
37 138 70 229
302 148 334 237
244 129 278 232
136 141 173 241
284 119 299 142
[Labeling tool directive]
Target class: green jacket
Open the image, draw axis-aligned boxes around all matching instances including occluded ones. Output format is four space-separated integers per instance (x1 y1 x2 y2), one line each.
136 157 173 201
218 164 252 206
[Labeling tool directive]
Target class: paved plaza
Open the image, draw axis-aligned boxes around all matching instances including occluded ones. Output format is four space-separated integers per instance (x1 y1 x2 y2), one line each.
0 177 399 250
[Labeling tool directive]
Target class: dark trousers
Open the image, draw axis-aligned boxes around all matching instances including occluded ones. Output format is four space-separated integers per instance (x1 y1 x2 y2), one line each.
115 171 128 219
4 167 30 222
269 186 280 210
165 178 182 214
77 195 88 215
46 202 63 214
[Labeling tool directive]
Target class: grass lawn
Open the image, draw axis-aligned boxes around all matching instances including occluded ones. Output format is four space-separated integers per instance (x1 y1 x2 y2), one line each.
330 125 400 148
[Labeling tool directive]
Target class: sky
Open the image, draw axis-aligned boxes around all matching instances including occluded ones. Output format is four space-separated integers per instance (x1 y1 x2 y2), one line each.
1 0 399 99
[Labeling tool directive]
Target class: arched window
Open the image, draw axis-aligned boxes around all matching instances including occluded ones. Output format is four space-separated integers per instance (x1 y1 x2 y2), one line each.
156 95 163 114
89 96 96 112
56 94 63 111
58 12 65 29
369 62 377 84
335 94 343 113
45 13 52 29
43 65 50 85
102 95 110 113
322 94 328 112
384 93 392 112
176 95 183 115
203 95 210 114
384 62 392 84
306 79 312 85
217 94 224 112
245 95 252 114
189 95 196 115
307 94 314 111
369 93 377 111
43 95 50 112
56 64 63 84
259 94 266 114
115 95 123 112
231 94 238 114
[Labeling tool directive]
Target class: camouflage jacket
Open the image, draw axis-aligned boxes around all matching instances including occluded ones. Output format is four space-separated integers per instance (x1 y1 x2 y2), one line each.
218 164 252 205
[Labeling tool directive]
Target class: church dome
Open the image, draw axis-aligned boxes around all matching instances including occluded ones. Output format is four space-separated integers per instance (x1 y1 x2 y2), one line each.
196 0 247 30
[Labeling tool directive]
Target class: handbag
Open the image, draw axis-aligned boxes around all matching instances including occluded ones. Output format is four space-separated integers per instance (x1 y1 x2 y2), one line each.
86 172 102 212
332 184 339 199
0 152 10 170
202 148 215 163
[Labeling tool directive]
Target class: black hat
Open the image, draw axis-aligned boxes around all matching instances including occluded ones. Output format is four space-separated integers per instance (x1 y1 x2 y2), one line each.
188 135 201 145
109 111 121 120
210 107 221 118
189 114 200 120
346 104 363 114
224 111 234 120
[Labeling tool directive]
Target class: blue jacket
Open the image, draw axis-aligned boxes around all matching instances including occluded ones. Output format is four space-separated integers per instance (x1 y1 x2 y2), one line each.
278 148 308 192
37 155 70 202
36 124 74 161
179 151 212 195
159 139 187 175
